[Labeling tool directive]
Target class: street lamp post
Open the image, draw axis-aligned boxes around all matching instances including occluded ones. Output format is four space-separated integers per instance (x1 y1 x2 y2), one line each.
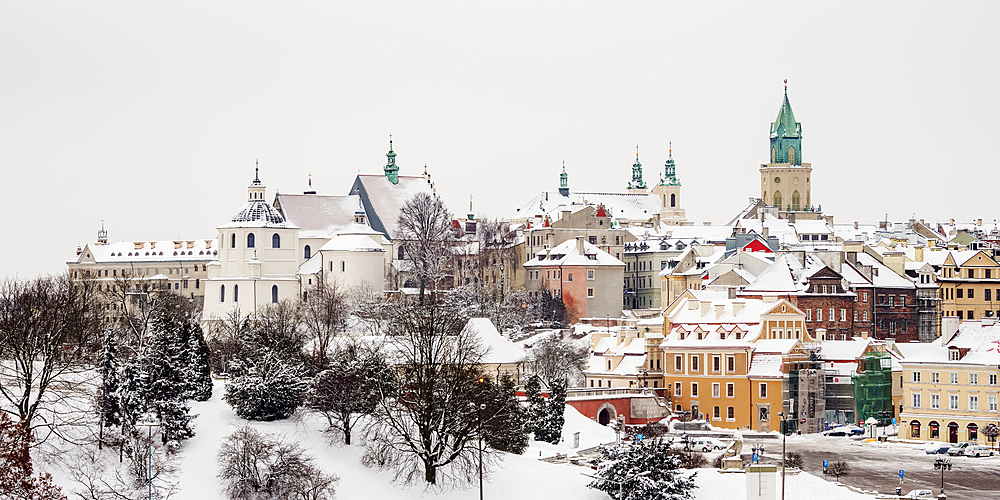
933 458 952 498
136 413 159 500
750 443 765 497
478 402 486 500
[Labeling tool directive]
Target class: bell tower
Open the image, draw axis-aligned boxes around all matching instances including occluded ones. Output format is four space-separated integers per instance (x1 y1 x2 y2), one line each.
626 146 647 194
650 142 686 225
760 81 812 215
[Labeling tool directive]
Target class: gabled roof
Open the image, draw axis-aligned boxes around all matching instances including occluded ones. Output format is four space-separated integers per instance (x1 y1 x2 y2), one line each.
274 193 365 239
856 253 915 289
741 254 801 294
350 174 434 241
524 238 625 267
463 318 526 365
69 240 217 265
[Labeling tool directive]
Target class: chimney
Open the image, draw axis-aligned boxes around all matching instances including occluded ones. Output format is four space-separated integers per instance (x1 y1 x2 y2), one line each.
76 245 82 256
950 218 955 226
714 303 725 319
732 300 745 315
575 236 585 256
150 242 157 249
688 299 699 310
914 245 925 263
978 219 983 226
174 241 182 249
941 316 960 344
854 221 859 230
205 240 213 249
882 251 905 277
133 241 145 250
186 241 194 249
700 301 711 317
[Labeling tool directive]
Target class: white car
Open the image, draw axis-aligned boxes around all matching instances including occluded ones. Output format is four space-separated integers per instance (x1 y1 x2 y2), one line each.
899 490 933 499
964 445 995 457
692 438 726 452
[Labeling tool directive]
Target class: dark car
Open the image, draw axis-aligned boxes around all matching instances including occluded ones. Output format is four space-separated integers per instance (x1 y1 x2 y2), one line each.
925 444 951 454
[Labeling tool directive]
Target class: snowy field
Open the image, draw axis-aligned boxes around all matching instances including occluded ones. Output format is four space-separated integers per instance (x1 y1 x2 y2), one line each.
44 380 876 499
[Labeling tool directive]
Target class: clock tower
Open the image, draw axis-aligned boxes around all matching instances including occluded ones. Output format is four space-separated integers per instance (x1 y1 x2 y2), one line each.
760 82 812 213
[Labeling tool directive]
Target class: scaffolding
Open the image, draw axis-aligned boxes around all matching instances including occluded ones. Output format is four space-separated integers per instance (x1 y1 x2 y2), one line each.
851 350 893 424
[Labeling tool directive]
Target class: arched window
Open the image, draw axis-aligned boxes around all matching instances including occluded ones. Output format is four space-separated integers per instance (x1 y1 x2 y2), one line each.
247 233 255 248
304 245 311 260
271 285 278 303
930 421 940 439
272 233 280 248
788 147 795 164
771 147 776 163
234 284 239 302
910 420 921 438
791 190 801 212
773 190 782 209
220 284 226 302
231 234 236 248
670 193 676 208
398 245 405 260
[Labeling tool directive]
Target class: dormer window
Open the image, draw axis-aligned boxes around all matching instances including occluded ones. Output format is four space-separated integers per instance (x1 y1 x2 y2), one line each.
949 348 961 361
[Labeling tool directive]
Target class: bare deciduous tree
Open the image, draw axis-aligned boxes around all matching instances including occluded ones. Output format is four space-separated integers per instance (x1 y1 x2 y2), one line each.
396 193 454 299
217 426 338 500
299 278 350 370
528 332 590 387
306 341 385 445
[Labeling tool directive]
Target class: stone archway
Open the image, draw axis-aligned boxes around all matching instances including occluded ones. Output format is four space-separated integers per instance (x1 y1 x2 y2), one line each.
597 402 618 426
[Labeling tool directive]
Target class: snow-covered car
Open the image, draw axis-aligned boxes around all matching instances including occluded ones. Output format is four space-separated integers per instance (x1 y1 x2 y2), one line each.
946 442 973 456
692 438 726 452
821 425 864 437
899 489 933 499
963 445 994 457
925 444 951 454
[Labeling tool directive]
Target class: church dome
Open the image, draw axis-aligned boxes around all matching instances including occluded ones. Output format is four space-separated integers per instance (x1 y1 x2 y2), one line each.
230 200 286 226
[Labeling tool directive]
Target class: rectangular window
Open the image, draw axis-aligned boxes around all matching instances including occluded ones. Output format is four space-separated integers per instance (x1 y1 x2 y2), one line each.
854 310 859 321
587 288 595 298
987 289 993 301
675 355 682 371
970 395 979 411
817 309 822 321
957 288 964 299
969 269 976 279
691 355 699 372
950 394 959 410
828 308 835 322
863 292 868 302
951 372 959 384
969 289 975 299
913 371 921 383
727 407 735 420
661 261 667 270
990 395 998 411
863 311 869 321
691 382 699 397
958 310 964 320
712 383 720 398
932 372 940 383
727 356 735 372
969 310 975 319
713 356 720 372
806 309 811 321
971 373 979 385
568 273 573 282
759 383 767 399
588 236 597 245
727 383 735 398
587 270 595 280
991 374 998 385
713 406 720 419
912 393 921 408
674 382 682 397
840 309 846 322
931 393 940 408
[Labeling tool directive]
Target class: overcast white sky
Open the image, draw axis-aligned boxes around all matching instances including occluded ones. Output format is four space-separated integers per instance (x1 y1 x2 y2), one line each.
2 1 998 278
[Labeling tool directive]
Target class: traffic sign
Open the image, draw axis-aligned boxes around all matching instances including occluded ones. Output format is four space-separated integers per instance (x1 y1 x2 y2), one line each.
823 460 828 467
892 418 897 425
753 453 759 462
637 434 644 442
899 470 904 479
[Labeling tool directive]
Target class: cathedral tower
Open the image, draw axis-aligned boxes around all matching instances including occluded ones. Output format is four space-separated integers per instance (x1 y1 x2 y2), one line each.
760 81 812 213
650 143 686 225
626 146 647 194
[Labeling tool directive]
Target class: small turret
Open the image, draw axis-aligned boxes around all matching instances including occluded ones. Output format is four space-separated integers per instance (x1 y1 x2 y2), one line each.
96 221 108 245
558 161 569 196
627 145 647 191
384 137 399 184
660 142 681 186
248 161 266 201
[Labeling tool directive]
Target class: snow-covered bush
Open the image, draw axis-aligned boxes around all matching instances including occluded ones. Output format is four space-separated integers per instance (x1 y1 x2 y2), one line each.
587 439 697 500
224 352 307 421
217 426 338 500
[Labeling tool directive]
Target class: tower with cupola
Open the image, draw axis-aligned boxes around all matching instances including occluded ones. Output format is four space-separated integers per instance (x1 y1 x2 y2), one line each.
650 142 687 225
760 81 812 214
626 146 647 194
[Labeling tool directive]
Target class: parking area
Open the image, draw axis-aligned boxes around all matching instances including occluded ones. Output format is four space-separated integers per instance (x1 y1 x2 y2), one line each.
744 434 1000 500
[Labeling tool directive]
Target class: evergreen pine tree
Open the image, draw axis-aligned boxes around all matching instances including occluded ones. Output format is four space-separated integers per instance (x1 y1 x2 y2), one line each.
481 374 529 454
524 375 546 440
97 332 122 429
187 326 213 401
539 378 567 445
588 439 697 500
224 351 307 421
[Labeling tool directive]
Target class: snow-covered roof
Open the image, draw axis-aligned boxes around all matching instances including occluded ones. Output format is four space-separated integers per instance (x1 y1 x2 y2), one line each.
319 234 385 252
524 238 625 267
71 239 218 264
794 219 833 235
855 253 915 289
741 254 801 294
660 225 735 243
275 193 366 239
747 353 784 378
351 174 434 240
818 338 872 361
463 317 526 365
897 321 1000 366
512 190 660 222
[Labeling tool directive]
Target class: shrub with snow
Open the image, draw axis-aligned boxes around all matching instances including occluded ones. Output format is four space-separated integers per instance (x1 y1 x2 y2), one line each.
588 439 697 500
224 352 307 421
217 426 338 500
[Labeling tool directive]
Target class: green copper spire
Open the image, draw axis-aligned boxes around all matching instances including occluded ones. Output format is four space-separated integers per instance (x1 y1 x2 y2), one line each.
660 141 681 186
628 145 647 190
384 136 399 184
558 161 569 196
769 80 802 165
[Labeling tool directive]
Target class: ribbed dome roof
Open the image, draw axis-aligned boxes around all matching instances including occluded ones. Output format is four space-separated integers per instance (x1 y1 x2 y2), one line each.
231 200 286 225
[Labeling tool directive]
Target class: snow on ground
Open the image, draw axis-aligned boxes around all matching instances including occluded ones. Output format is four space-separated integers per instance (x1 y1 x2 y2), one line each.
45 380 874 499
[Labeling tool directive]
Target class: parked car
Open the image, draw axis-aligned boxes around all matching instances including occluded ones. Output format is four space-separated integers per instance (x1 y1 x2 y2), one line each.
925 444 951 454
946 442 973 456
821 425 864 437
964 445 995 457
692 438 726 452
900 489 934 499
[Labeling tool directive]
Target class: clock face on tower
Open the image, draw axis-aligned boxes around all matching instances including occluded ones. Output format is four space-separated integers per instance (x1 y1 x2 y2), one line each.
774 177 781 184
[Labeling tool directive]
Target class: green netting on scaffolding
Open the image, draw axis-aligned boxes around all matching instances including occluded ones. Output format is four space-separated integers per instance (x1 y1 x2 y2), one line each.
852 350 893 424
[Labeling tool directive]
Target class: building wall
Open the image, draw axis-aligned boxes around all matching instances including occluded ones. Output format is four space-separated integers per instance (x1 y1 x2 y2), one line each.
874 287 918 342
900 363 1000 443
759 163 812 211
